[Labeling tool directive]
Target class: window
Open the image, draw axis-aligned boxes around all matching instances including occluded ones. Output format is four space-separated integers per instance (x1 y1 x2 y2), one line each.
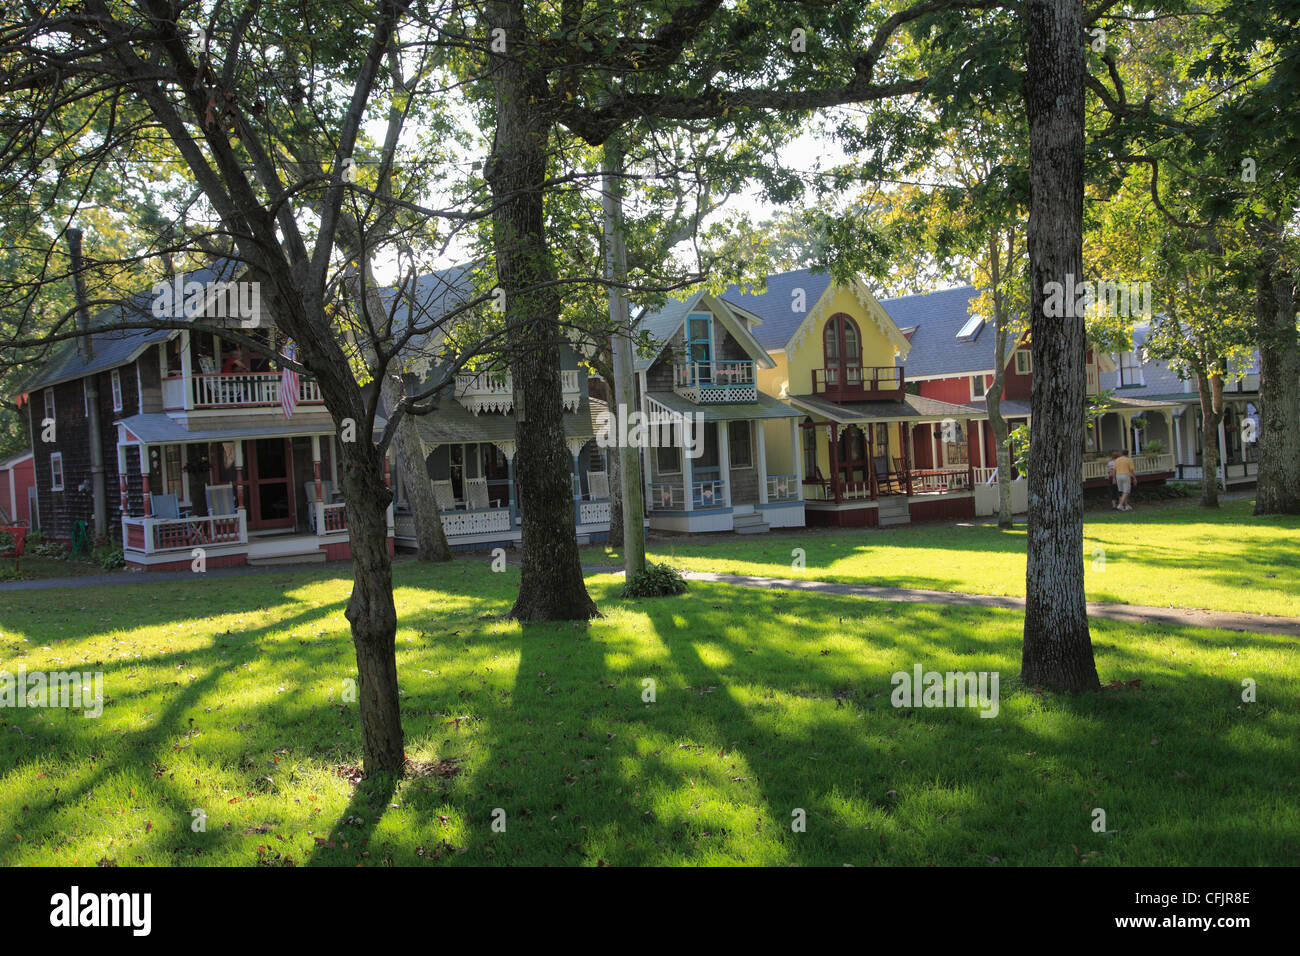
49 452 64 491
656 423 682 475
82 381 89 417
110 369 123 411
43 388 55 424
943 421 969 466
1014 350 1032 375
823 315 862 384
165 445 183 501
956 314 985 342
728 421 752 469
970 375 987 399
1118 351 1144 387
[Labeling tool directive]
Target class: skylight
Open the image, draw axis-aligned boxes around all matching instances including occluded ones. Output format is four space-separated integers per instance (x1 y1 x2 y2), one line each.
956 314 985 342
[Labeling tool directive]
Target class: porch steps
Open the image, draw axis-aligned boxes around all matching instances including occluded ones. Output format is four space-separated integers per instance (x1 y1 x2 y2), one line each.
732 512 771 535
877 496 912 527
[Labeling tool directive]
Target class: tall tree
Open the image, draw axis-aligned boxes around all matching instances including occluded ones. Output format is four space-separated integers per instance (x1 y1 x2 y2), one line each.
1019 0 1099 692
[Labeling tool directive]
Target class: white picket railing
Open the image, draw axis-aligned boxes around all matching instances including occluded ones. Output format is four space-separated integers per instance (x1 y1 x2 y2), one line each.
185 372 322 409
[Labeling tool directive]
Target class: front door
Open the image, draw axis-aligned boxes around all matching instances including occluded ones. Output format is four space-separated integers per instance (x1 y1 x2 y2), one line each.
824 315 862 389
687 313 713 383
217 439 295 529
249 438 294 528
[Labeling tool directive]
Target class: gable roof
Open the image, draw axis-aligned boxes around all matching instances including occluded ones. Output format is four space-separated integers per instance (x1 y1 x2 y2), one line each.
16 259 243 398
632 290 775 373
718 268 836 351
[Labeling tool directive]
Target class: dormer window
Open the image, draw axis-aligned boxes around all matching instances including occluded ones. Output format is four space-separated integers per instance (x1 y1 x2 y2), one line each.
1118 350 1144 387
956 314 984 342
1014 349 1032 375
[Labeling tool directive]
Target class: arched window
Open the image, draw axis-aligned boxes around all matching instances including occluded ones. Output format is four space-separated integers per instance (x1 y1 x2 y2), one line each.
823 314 863 386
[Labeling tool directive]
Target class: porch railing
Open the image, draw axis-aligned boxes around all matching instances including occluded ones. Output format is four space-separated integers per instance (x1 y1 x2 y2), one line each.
440 506 511 536
122 511 248 554
911 468 970 492
811 365 905 401
181 372 322 409
316 501 349 535
672 360 757 403
454 368 581 413
645 479 728 510
973 466 998 485
766 474 798 501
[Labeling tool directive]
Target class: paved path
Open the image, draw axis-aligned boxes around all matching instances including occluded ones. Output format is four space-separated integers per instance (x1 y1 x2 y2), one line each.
656 570 1300 637
7 544 1295 638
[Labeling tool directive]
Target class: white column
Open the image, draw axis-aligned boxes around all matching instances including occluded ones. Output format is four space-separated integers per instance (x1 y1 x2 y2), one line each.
1217 417 1228 482
682 420 695 512
718 421 732 508
1173 411 1183 467
756 420 768 504
791 418 805 501
977 420 987 469
180 331 193 410
640 441 652 513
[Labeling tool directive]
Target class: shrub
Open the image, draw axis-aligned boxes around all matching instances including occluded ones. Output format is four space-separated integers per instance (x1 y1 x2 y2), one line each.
31 540 68 559
90 536 125 570
622 562 688 598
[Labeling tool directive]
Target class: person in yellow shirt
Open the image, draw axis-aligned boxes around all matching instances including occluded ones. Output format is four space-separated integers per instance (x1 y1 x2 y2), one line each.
1114 450 1136 511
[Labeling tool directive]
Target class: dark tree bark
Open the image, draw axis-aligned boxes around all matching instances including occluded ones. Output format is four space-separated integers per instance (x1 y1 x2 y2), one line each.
1019 0 1099 693
1195 370 1224 508
1253 270 1300 514
486 1 598 621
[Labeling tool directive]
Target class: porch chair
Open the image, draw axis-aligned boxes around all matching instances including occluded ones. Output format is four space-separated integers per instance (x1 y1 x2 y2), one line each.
432 480 459 512
205 483 236 515
873 456 897 494
302 480 336 531
586 470 609 500
150 492 189 520
464 476 491 511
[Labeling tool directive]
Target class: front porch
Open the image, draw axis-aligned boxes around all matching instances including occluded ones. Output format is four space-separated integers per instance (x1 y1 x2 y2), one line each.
640 393 806 535
790 393 982 527
115 416 391 570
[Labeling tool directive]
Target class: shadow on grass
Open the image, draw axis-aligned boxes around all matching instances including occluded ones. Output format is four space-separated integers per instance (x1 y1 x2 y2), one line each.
2 562 1297 866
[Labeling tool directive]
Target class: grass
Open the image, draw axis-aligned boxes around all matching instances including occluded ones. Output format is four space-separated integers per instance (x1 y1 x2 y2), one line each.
1 559 1296 866
588 497 1300 618
0 555 120 582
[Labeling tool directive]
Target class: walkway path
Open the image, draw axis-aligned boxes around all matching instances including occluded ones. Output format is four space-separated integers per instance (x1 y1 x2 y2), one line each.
662 570 1300 638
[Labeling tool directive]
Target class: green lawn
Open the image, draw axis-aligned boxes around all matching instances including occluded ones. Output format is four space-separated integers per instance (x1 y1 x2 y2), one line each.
1 560 1295 866
591 497 1300 618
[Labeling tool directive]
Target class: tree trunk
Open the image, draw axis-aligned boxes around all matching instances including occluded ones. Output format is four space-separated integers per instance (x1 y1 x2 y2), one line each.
988 397 1013 528
350 271 453 563
1019 0 1099 693
379 373 453 560
602 137 646 577
1253 270 1300 514
487 2 598 621
1196 370 1223 509
606 411 624 547
336 435 405 773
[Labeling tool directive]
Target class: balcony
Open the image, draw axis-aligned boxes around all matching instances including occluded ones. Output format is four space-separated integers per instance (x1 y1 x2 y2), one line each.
454 368 581 414
811 366 904 402
672 360 757 404
163 372 323 411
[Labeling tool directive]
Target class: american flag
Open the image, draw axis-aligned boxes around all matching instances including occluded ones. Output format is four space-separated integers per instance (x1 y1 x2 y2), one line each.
280 342 299 419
